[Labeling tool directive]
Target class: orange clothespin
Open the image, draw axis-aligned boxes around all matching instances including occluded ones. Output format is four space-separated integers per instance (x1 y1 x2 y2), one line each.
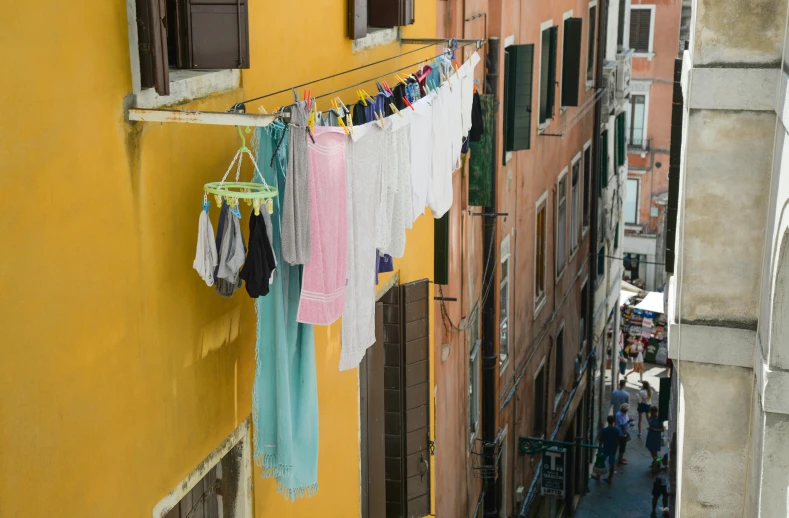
403 96 415 111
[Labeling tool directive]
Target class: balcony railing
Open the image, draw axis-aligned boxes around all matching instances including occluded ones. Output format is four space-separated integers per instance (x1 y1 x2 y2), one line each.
628 137 650 153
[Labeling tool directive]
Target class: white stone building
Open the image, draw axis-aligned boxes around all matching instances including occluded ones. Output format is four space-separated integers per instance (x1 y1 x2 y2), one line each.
668 0 789 515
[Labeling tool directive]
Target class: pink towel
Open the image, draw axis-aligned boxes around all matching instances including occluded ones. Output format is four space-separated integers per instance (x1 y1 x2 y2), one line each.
297 127 348 325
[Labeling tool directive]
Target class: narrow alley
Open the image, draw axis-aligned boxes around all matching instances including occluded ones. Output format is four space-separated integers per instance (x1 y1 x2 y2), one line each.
576 364 670 518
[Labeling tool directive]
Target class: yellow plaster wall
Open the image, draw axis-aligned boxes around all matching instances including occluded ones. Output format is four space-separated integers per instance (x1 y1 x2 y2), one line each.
0 0 435 516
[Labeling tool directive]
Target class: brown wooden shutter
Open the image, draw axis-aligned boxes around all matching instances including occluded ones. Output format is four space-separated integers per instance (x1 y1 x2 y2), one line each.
381 280 431 518
348 0 368 39
561 18 583 107
434 213 450 285
184 0 250 69
629 9 651 53
137 0 170 95
361 304 386 518
368 0 415 28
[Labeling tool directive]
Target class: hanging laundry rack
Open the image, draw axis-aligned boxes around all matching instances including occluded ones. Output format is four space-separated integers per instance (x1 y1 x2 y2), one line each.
204 126 277 216
126 38 485 128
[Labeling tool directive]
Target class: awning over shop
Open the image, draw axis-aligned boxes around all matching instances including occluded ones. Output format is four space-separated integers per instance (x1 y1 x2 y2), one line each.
634 291 664 314
620 291 637 307
621 280 645 295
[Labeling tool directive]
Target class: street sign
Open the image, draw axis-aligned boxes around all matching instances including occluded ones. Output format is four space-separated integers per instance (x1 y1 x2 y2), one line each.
540 447 567 498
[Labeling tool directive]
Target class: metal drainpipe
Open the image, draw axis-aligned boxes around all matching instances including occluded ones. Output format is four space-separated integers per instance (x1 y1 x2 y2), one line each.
584 0 608 499
482 35 500 518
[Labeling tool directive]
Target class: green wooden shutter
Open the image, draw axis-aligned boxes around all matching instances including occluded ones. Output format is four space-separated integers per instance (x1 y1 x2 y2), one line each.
504 45 535 152
434 213 450 285
561 18 583 107
598 130 609 197
470 95 496 206
597 247 605 277
616 112 626 167
614 222 619 249
546 26 559 116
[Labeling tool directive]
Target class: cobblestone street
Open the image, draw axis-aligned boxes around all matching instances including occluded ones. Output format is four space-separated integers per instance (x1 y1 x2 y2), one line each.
576 365 669 518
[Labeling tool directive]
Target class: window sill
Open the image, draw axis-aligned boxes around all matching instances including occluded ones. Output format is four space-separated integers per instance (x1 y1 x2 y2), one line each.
534 296 547 320
569 245 579 261
352 28 399 53
538 121 551 133
586 80 594 91
134 69 241 109
633 52 655 61
556 263 567 282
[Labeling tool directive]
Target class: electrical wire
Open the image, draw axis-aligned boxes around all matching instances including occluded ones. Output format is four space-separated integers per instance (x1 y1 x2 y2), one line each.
234 44 435 107
606 254 665 266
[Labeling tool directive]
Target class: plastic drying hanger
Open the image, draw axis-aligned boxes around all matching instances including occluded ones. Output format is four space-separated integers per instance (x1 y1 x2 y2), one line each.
203 126 278 216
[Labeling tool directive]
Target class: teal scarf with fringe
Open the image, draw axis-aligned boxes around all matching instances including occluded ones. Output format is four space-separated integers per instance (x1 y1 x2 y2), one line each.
253 122 319 500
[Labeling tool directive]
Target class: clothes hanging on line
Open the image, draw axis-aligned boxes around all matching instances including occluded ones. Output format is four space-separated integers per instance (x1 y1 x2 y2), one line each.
297 127 348 325
340 120 384 371
239 210 277 298
281 101 312 265
215 203 246 298
193 208 219 286
253 121 320 501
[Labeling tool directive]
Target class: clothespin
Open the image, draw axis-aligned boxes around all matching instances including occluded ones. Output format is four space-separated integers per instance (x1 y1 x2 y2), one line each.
214 194 223 208
473 79 478 94
258 105 268 114
253 198 262 216
346 113 354 135
403 96 415 110
202 198 211 214
374 110 385 129
229 200 242 219
337 115 350 135
267 198 274 215
363 89 375 103
357 90 367 106
390 103 403 118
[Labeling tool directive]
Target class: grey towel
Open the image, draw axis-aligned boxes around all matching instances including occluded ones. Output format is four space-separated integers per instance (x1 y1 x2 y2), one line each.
215 210 245 297
281 101 312 265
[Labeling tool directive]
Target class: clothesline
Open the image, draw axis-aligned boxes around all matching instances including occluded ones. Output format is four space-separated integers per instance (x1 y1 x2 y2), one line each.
231 43 435 109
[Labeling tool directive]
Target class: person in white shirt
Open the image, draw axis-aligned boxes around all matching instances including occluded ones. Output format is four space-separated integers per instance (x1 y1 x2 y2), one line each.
625 337 646 383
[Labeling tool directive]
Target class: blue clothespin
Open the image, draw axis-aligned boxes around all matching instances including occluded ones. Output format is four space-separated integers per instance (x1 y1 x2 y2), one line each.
229 203 242 219
449 38 458 60
202 199 210 214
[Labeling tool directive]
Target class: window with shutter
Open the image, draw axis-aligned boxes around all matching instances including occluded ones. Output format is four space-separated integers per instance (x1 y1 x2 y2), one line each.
434 213 450 285
615 112 626 167
135 0 250 96
598 130 609 196
533 366 546 436
583 145 591 228
586 5 596 83
597 247 605 278
547 26 558 117
380 281 431 518
504 44 535 152
629 8 653 54
539 27 558 124
617 0 626 47
561 18 583 107
368 0 414 28
360 304 386 518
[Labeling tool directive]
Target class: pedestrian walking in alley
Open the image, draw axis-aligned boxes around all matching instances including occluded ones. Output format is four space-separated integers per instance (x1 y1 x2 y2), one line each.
636 381 653 437
611 379 630 414
645 406 664 462
616 403 634 465
593 415 622 484
625 337 645 383
651 454 670 517
619 346 628 378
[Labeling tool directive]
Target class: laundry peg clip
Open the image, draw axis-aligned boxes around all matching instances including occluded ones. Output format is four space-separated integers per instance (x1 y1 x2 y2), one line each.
214 194 223 208
403 96 415 111
337 115 350 135
229 199 242 219
390 103 403 118
267 198 274 214
253 198 261 216
202 198 211 214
